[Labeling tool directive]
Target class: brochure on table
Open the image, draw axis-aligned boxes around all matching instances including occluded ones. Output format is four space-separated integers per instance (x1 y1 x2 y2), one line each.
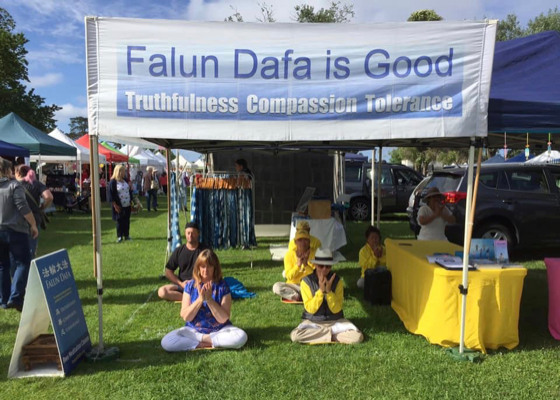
426 254 475 270
8 249 91 378
469 239 516 268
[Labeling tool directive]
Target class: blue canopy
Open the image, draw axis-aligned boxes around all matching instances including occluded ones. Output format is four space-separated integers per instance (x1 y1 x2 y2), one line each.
489 31 560 134
0 140 30 158
505 152 535 162
482 154 505 164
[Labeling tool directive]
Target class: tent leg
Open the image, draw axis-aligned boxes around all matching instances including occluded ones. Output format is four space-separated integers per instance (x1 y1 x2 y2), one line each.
84 134 119 363
376 146 382 228
451 138 484 362
371 148 375 226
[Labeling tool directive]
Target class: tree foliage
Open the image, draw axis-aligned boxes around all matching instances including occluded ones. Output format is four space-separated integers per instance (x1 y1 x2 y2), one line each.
224 6 244 22
496 7 560 41
256 2 276 23
0 8 60 131
527 7 560 35
496 14 524 41
294 2 354 23
407 10 443 22
68 116 88 140
389 147 469 174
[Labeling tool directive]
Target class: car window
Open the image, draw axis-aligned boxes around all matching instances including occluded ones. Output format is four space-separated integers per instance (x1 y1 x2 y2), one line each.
549 171 560 190
426 174 462 192
366 167 393 185
479 171 499 189
497 171 509 190
346 165 361 182
395 169 422 185
505 170 549 193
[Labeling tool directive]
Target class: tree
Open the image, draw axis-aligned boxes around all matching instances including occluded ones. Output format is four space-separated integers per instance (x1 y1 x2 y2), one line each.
256 2 276 23
526 7 560 35
496 14 524 41
224 6 244 22
294 2 354 23
68 116 88 140
407 10 443 22
0 8 60 131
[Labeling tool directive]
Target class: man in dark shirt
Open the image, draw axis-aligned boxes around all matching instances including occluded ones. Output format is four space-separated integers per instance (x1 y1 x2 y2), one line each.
157 222 209 301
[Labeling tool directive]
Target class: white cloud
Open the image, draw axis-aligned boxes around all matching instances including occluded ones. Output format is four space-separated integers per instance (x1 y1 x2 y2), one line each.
27 43 83 65
55 103 88 130
28 73 64 88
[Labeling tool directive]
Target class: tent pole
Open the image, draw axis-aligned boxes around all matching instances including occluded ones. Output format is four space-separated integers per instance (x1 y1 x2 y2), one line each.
376 146 382 228
340 152 345 201
166 148 171 232
459 138 479 354
89 133 104 351
371 149 376 226
333 152 338 201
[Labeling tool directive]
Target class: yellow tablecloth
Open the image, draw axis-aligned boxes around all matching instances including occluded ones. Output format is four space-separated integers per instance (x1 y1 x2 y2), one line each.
385 239 527 353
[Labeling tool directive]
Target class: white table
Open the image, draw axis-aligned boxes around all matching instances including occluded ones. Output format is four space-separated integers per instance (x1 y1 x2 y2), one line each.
289 213 347 251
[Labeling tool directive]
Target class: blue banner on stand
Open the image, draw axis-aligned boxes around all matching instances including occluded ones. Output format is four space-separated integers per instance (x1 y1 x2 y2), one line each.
34 250 91 375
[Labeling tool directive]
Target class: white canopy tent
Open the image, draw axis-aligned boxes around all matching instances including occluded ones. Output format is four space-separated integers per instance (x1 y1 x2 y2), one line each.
525 149 560 164
144 149 166 168
192 158 205 170
30 129 107 186
120 145 165 167
30 128 106 164
171 153 192 169
85 17 497 357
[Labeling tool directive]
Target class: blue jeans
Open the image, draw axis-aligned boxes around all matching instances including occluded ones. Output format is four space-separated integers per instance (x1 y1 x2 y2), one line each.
146 189 158 210
0 229 31 306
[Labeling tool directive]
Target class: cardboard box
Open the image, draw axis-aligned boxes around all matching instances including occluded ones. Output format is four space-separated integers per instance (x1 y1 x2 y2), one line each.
308 199 331 219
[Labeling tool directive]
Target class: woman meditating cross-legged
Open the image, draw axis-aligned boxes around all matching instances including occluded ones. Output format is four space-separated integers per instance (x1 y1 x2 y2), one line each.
161 249 248 351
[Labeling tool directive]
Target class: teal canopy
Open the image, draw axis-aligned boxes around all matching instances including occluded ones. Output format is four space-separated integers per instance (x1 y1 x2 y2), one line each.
0 113 76 156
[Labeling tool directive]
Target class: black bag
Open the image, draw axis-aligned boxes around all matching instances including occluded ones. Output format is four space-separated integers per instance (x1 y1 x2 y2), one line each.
364 268 392 305
22 186 49 230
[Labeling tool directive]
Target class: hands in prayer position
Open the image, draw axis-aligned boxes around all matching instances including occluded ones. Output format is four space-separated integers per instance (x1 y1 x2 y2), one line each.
319 273 336 294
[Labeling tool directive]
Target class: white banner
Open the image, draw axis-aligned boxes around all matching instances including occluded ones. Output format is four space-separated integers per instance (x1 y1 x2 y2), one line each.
86 18 496 142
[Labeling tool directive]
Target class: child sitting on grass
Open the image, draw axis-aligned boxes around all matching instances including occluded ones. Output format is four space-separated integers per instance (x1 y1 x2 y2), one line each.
357 226 386 289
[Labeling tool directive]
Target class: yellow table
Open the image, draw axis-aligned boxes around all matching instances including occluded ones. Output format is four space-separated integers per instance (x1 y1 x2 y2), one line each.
385 239 527 353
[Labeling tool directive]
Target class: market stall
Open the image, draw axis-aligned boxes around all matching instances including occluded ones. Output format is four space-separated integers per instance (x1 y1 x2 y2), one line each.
82 18 497 358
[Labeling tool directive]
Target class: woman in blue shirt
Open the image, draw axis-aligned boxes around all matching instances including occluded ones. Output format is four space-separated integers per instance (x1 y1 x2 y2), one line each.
161 249 248 351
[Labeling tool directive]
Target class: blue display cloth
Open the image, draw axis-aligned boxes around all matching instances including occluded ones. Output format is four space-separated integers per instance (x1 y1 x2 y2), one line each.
169 172 182 252
489 31 560 133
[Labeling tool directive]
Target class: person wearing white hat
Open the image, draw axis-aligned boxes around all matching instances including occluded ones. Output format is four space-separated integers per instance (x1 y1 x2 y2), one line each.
290 248 364 344
273 229 317 301
417 187 456 241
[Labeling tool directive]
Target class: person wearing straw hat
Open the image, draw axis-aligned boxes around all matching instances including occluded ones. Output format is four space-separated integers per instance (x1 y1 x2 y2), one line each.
287 220 322 254
291 248 363 344
273 229 317 301
417 187 456 241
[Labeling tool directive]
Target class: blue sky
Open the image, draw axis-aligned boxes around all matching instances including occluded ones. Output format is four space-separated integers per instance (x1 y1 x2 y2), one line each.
2 0 557 160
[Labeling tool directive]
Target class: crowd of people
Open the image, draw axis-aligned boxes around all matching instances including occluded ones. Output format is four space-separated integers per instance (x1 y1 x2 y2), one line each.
0 157 53 311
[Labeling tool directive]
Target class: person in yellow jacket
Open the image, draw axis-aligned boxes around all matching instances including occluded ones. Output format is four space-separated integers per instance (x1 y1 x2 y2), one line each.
287 221 322 254
273 230 316 301
357 226 386 289
291 248 363 344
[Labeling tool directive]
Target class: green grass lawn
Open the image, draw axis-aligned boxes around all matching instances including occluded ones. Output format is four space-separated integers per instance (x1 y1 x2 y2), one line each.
1 201 559 399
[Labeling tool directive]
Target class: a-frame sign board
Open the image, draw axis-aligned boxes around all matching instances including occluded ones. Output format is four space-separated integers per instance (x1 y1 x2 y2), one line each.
8 249 91 378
